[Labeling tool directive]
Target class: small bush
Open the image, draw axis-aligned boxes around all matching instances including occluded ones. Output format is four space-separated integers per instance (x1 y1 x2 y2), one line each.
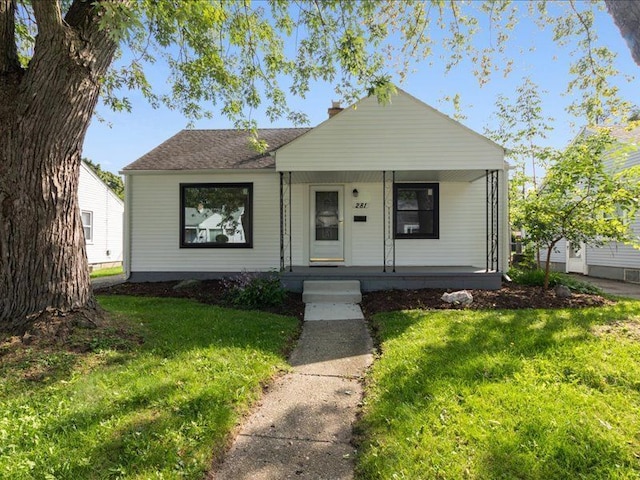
509 268 602 294
223 271 287 308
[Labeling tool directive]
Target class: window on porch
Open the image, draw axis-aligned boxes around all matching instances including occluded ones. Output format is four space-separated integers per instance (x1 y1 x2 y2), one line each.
394 183 439 239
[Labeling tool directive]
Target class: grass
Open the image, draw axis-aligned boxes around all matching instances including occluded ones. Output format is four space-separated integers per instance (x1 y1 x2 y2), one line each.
357 301 640 479
0 296 299 479
90 265 124 279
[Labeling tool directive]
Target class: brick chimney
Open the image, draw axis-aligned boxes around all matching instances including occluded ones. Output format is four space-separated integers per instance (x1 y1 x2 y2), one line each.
327 101 343 118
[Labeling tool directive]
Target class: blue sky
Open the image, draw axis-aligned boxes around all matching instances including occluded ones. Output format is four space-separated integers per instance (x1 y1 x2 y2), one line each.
82 4 638 175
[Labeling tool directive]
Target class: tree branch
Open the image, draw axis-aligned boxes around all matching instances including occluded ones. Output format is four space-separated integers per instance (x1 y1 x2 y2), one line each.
64 0 96 29
605 0 640 66
32 0 64 39
0 0 20 73
569 0 597 76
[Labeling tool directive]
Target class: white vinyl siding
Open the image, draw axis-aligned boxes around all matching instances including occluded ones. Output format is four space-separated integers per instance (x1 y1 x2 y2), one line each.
348 182 383 266
394 181 491 268
586 232 640 269
129 172 280 272
276 91 503 172
78 163 124 265
587 148 640 270
289 178 508 269
128 173 509 272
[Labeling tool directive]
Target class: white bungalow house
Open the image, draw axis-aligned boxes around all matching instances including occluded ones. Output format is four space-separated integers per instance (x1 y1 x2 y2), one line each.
122 89 509 290
79 161 124 269
546 125 640 283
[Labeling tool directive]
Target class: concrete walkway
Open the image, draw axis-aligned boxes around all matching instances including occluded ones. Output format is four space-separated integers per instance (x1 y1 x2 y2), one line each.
213 305 373 479
568 274 640 300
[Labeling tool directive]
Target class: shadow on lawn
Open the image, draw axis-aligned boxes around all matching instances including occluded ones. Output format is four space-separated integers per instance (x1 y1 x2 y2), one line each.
101 295 301 356
45 384 237 478
360 303 640 478
4 296 300 479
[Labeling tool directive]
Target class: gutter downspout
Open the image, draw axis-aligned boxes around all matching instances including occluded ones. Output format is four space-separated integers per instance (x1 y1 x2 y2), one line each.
121 171 132 280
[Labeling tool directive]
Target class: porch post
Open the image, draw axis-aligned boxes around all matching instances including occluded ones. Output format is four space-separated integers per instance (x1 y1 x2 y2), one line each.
392 171 396 272
383 171 386 272
486 170 489 272
288 171 293 272
383 170 395 273
485 170 499 272
279 171 293 272
496 170 500 271
279 172 284 272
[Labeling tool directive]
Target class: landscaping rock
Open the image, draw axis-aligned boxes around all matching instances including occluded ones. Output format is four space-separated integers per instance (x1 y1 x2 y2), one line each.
441 290 473 306
555 284 572 298
172 279 202 291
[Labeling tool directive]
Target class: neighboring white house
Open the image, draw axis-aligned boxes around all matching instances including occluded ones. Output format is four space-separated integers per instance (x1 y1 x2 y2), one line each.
79 161 124 269
546 125 640 283
122 89 509 291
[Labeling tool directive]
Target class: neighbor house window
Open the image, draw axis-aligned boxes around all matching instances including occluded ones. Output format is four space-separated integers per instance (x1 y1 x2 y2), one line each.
394 183 439 239
81 210 93 243
180 183 252 248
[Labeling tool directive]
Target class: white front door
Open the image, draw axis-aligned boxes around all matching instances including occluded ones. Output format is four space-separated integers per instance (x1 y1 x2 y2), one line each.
310 186 344 264
566 241 587 274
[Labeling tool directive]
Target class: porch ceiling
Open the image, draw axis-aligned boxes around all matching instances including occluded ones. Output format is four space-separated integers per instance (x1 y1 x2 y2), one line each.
288 169 490 184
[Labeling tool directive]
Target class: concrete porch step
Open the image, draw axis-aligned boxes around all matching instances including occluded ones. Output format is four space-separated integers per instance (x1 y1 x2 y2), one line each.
304 303 365 321
302 280 362 304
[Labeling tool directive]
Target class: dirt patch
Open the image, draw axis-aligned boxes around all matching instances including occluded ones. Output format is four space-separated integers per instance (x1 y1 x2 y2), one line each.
0 308 143 384
592 319 640 342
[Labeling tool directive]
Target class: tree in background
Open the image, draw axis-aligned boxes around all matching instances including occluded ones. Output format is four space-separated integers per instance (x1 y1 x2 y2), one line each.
521 129 640 289
83 158 124 200
1 0 639 332
484 77 555 263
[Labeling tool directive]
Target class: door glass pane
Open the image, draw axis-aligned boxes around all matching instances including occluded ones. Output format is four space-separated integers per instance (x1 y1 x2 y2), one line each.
569 243 582 258
315 191 339 241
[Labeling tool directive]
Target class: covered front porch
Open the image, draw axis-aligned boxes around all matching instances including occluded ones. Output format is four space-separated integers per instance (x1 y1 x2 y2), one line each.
281 265 503 292
277 168 507 291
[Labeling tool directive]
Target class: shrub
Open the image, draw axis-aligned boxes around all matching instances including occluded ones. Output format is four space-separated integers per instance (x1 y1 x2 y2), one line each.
223 271 287 308
509 268 602 294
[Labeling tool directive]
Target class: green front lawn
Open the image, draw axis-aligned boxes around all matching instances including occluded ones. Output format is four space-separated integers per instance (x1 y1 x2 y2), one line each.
90 265 124 278
357 301 640 479
0 296 299 479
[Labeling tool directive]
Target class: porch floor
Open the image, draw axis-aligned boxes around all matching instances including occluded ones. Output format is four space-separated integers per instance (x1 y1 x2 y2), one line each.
281 265 502 292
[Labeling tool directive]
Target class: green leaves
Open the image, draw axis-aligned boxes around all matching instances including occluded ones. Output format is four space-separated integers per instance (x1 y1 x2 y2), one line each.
8 1 636 135
520 128 640 286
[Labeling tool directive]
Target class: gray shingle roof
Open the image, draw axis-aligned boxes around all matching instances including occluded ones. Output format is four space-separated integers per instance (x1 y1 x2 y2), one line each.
608 125 640 144
123 128 310 171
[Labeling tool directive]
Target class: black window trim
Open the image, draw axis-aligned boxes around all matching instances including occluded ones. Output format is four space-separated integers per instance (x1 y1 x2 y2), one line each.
180 182 253 249
393 182 440 239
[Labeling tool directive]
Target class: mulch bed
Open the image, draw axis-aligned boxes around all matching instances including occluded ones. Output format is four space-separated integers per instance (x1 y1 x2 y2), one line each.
96 280 612 321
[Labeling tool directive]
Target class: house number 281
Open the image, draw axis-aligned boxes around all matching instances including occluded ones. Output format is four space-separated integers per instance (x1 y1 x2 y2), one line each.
354 202 368 209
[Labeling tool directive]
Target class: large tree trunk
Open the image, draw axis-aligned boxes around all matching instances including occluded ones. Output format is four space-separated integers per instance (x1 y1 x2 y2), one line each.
606 0 640 67
0 1 117 333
